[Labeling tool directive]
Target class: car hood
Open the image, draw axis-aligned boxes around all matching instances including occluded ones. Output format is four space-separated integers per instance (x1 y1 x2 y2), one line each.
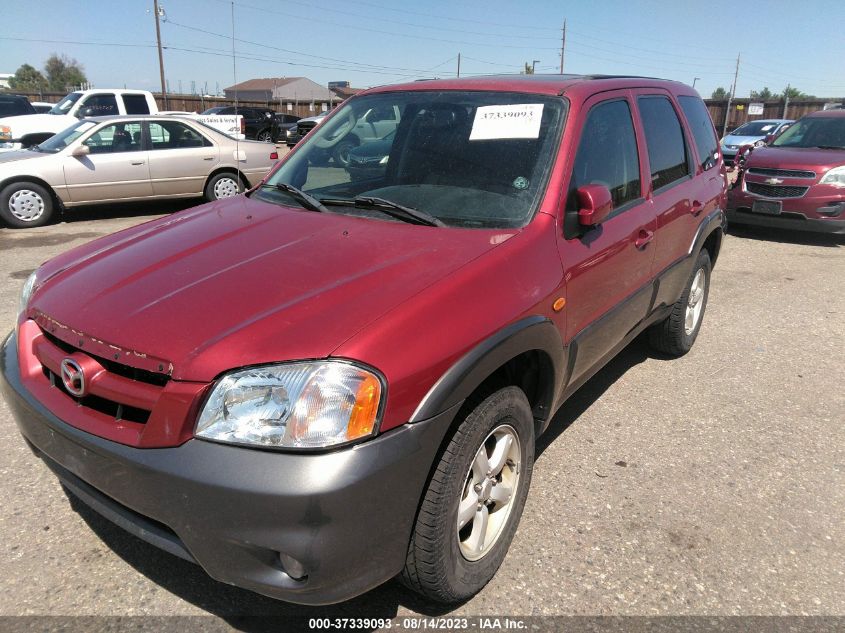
0 149 52 165
746 146 845 171
30 195 514 382
0 112 74 134
722 134 763 146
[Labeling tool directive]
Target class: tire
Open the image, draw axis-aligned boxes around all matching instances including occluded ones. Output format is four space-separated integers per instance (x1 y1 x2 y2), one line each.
204 172 243 201
256 128 273 143
648 249 712 356
401 386 535 603
332 138 359 167
0 181 55 228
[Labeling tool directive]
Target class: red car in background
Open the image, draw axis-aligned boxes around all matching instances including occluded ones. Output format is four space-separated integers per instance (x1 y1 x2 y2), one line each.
728 109 845 234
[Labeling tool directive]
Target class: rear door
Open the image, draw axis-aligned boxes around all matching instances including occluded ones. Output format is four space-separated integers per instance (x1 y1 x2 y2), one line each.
146 120 218 196
557 91 657 384
632 90 701 281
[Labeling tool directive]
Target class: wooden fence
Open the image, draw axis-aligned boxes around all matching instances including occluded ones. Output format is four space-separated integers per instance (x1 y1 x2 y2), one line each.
7 90 844 133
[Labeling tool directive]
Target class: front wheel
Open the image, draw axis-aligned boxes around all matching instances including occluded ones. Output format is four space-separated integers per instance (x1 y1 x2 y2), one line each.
648 249 712 356
401 386 534 602
204 172 243 201
0 181 55 228
332 138 358 167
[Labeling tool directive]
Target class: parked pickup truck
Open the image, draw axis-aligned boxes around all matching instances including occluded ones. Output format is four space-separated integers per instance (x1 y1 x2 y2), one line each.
0 89 244 150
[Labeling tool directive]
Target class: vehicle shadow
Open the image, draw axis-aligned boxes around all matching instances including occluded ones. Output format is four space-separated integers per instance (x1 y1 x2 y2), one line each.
58 198 201 224
64 335 660 630
536 335 655 457
727 223 844 247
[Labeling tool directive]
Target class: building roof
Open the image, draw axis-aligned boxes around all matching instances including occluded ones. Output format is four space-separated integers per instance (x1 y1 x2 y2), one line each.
224 77 300 92
331 86 364 99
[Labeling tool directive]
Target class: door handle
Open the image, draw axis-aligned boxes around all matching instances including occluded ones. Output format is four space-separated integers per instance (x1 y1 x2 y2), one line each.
634 229 654 249
691 200 704 216
202 157 214 161
131 161 145 165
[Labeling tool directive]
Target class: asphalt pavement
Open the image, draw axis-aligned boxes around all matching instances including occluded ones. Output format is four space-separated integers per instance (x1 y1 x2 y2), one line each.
0 204 842 624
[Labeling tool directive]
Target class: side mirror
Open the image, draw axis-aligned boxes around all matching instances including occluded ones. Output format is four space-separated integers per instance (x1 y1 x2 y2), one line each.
78 107 96 118
71 144 90 157
577 184 613 227
763 134 775 145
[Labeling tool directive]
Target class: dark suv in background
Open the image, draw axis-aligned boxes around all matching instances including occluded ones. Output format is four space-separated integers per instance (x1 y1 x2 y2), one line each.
201 106 300 142
0 94 37 118
4 75 725 606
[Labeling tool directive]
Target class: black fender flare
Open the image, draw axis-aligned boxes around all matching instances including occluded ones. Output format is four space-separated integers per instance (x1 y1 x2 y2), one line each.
689 207 726 266
409 316 566 426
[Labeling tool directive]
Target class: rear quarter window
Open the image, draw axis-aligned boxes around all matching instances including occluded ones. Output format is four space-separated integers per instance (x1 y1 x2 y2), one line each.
678 96 719 170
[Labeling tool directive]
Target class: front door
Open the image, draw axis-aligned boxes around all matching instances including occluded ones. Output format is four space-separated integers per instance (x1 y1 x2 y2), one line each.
556 92 657 385
63 121 152 203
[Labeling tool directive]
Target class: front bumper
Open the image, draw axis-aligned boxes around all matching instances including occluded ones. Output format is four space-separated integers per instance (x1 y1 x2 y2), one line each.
727 183 845 234
0 332 458 605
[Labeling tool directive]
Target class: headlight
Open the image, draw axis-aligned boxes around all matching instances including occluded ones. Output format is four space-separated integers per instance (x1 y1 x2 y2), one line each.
820 165 845 186
19 270 39 319
196 361 383 449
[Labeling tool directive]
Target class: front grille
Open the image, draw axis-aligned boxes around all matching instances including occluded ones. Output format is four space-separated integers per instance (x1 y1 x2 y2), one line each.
747 167 816 179
33 326 165 426
43 367 150 423
297 123 316 136
746 182 809 198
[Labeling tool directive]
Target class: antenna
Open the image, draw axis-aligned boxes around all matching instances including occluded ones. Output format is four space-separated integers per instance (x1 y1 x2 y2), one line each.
231 1 243 193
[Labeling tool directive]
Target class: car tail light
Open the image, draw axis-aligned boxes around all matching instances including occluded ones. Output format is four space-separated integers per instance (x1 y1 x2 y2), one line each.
270 151 278 160
240 118 246 135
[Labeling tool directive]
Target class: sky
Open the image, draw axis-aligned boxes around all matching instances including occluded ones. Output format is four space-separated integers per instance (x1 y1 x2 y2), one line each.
1 0 844 100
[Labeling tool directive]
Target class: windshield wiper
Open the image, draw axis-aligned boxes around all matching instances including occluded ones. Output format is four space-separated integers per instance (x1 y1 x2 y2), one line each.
320 196 445 227
263 182 329 213
814 145 845 150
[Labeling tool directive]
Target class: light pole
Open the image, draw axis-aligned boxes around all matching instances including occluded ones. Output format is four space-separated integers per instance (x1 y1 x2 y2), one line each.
532 60 541 73
692 77 700 88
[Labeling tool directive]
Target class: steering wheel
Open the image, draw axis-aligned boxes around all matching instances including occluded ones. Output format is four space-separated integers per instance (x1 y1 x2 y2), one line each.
313 109 356 149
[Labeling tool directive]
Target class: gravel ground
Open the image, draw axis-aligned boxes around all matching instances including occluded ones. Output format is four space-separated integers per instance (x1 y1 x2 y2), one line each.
0 205 842 626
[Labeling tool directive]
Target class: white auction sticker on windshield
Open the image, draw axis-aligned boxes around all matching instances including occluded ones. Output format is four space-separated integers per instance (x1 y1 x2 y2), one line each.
469 104 544 140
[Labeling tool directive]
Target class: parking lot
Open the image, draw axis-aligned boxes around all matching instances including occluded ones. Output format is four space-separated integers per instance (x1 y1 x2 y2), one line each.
0 204 842 622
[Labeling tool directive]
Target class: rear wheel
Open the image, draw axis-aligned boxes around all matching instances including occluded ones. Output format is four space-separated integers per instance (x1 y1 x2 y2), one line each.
204 172 243 201
332 138 359 167
0 181 55 228
401 386 534 602
256 128 274 143
648 249 711 356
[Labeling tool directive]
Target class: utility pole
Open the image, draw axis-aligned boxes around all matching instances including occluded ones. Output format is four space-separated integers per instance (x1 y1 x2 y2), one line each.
559 20 567 74
783 83 790 119
457 53 461 78
722 52 741 136
692 77 700 88
153 0 168 109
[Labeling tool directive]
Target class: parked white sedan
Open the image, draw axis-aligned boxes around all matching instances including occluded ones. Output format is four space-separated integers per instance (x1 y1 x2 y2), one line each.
0 115 281 227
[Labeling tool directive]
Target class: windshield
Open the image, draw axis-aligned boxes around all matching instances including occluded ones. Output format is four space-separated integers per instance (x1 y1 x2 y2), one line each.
259 91 565 228
48 92 83 115
731 121 781 137
37 120 98 152
772 116 845 149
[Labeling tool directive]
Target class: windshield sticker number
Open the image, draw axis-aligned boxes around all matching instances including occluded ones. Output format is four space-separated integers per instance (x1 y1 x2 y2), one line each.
470 104 544 140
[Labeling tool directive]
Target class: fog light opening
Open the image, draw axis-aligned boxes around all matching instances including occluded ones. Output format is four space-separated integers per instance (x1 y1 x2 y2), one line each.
816 202 845 217
277 551 308 581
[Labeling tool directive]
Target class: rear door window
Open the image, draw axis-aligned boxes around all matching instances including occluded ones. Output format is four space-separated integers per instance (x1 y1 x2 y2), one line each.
123 94 151 115
148 121 211 149
678 96 719 170
638 96 691 191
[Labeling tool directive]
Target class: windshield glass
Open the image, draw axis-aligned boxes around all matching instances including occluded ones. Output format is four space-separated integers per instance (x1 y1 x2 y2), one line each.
772 116 845 149
259 91 565 228
37 120 97 152
731 121 781 136
48 92 82 115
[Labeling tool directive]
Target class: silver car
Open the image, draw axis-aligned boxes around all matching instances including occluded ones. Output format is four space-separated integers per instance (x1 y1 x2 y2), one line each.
0 115 281 228
720 118 793 166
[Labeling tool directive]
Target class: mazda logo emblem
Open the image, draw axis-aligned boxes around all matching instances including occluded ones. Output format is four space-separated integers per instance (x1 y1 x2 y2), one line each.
60 358 86 397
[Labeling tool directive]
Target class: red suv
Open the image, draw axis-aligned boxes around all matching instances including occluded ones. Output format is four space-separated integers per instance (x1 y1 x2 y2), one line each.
728 109 845 234
2 75 726 605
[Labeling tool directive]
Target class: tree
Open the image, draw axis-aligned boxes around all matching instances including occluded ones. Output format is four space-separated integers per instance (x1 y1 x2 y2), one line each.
522 62 535 75
782 86 814 100
44 54 87 92
711 86 728 99
8 64 47 92
750 87 773 100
